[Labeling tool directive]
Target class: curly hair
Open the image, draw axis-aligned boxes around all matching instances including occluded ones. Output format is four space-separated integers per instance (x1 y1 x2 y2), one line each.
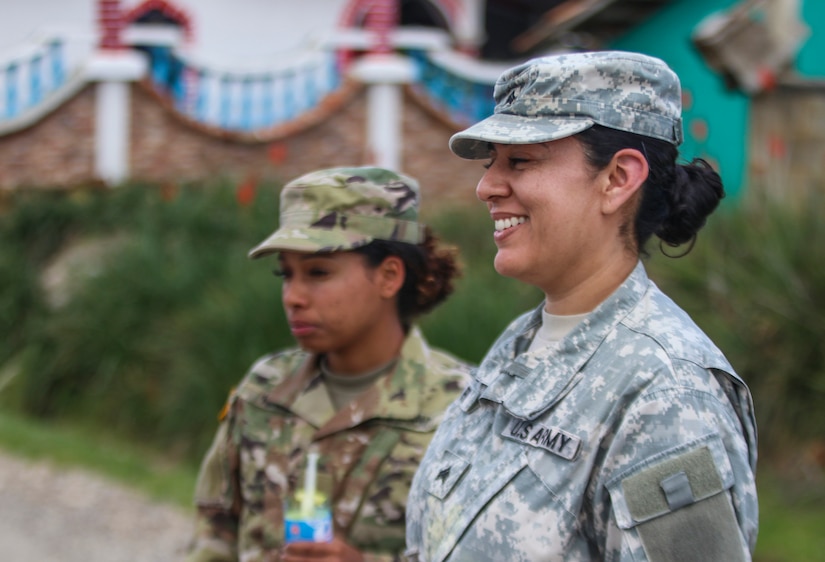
352 227 461 328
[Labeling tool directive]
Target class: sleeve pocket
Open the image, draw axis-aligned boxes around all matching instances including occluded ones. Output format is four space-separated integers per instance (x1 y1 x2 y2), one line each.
193 421 234 509
606 435 748 561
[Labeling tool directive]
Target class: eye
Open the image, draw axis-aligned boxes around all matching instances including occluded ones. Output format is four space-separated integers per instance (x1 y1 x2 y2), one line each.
508 157 529 168
272 268 290 280
308 267 329 278
483 145 497 169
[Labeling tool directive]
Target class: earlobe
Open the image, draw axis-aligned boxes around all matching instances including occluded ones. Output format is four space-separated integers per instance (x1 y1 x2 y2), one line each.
602 148 648 215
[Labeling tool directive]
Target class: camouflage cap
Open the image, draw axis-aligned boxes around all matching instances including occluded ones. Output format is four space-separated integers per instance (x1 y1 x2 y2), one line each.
248 166 425 258
449 50 684 160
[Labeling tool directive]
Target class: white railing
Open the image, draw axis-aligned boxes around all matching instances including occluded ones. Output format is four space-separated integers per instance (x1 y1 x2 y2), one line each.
0 29 511 136
143 45 342 132
0 32 95 128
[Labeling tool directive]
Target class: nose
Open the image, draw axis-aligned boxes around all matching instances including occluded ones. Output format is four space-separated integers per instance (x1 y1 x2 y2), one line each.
281 279 307 310
476 160 511 203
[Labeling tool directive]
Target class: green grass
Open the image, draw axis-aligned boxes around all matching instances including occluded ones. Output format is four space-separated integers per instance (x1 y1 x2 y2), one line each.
755 469 825 561
0 409 822 561
0 410 198 509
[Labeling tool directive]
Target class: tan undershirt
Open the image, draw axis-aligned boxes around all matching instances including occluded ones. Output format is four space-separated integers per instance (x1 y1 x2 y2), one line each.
320 357 398 411
527 308 590 353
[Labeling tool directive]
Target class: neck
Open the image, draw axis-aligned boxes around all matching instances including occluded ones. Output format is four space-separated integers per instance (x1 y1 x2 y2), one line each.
325 316 406 375
544 252 637 315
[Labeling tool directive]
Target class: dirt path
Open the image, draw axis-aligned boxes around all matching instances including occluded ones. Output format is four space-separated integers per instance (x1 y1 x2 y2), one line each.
0 450 195 561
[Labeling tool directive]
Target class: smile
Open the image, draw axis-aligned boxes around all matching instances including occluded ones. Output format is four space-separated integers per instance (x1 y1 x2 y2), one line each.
494 216 527 232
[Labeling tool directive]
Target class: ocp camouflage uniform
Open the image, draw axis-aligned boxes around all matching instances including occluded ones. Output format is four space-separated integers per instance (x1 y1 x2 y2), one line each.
405 263 758 561
187 327 470 562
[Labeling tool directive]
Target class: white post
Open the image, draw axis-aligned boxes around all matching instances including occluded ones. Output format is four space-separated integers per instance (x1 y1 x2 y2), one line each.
349 54 416 172
95 80 130 185
366 82 402 171
84 51 146 186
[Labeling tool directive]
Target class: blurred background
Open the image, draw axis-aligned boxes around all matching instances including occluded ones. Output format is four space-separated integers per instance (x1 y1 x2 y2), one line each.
1 0 823 560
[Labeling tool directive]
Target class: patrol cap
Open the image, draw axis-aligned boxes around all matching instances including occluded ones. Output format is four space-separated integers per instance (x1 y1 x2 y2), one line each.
248 166 425 258
449 50 684 160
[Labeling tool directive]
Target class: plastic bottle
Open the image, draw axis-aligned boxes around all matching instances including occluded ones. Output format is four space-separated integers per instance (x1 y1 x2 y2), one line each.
284 448 333 543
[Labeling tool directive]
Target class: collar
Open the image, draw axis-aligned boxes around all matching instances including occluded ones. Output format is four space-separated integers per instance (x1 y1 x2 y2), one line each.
264 326 432 437
475 261 650 420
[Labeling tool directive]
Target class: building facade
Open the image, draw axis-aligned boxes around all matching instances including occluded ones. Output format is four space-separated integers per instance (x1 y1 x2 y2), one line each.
1 0 823 203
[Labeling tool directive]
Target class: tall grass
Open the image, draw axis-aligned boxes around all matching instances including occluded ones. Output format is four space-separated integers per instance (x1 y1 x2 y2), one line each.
0 181 539 462
1 181 823 464
646 195 825 453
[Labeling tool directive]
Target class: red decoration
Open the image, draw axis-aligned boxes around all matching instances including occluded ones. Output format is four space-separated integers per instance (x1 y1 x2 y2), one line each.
689 118 709 143
768 134 786 159
268 143 289 164
98 0 124 50
236 175 258 207
757 67 777 91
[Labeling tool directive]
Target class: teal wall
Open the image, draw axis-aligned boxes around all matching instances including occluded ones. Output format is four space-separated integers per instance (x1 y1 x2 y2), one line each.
609 0 824 201
609 0 748 199
797 0 825 77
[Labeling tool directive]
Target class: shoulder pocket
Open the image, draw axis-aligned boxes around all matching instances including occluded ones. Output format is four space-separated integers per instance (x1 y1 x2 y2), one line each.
606 435 747 561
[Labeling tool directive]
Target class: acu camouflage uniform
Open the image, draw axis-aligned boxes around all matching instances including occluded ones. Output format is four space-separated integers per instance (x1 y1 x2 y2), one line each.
188 327 470 562
406 263 757 561
407 52 758 561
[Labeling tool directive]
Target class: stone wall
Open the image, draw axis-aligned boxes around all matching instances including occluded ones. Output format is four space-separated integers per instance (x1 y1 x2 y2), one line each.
0 79 483 211
0 86 96 190
401 88 484 210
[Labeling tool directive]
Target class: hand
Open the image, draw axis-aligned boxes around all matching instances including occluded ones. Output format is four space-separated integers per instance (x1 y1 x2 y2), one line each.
281 537 364 562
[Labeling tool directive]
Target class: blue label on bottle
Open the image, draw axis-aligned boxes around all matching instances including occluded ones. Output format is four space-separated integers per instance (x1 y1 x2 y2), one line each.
284 513 333 543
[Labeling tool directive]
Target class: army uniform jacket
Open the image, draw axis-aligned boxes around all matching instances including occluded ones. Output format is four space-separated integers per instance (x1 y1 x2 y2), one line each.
406 263 758 562
187 327 471 562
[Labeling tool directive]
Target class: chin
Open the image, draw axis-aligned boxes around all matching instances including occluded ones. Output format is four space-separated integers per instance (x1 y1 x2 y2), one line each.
294 337 328 354
493 254 525 281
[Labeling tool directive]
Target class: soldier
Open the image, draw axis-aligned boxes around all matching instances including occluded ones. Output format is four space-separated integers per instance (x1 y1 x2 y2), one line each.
186 167 472 562
405 51 758 561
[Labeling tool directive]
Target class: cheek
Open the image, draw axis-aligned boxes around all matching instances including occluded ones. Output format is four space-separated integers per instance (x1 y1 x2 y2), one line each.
322 279 373 315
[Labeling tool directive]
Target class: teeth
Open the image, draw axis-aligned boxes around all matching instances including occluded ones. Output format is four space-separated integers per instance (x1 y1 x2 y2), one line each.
494 217 526 232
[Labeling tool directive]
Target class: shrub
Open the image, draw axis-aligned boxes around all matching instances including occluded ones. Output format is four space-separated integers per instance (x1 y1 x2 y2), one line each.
0 181 537 461
2 181 822 463
647 196 825 453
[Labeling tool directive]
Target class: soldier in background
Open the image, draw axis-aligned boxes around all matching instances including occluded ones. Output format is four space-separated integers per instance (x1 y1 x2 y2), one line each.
186 167 472 562
405 51 758 561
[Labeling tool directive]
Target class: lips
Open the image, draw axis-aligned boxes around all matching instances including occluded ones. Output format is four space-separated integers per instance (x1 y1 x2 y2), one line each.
289 321 317 338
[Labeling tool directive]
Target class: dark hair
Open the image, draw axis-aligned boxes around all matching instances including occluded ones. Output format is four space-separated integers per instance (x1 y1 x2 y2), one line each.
352 227 461 328
576 125 724 256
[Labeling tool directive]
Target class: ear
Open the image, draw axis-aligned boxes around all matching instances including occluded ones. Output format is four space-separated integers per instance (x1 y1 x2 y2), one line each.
376 255 406 299
601 148 648 215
